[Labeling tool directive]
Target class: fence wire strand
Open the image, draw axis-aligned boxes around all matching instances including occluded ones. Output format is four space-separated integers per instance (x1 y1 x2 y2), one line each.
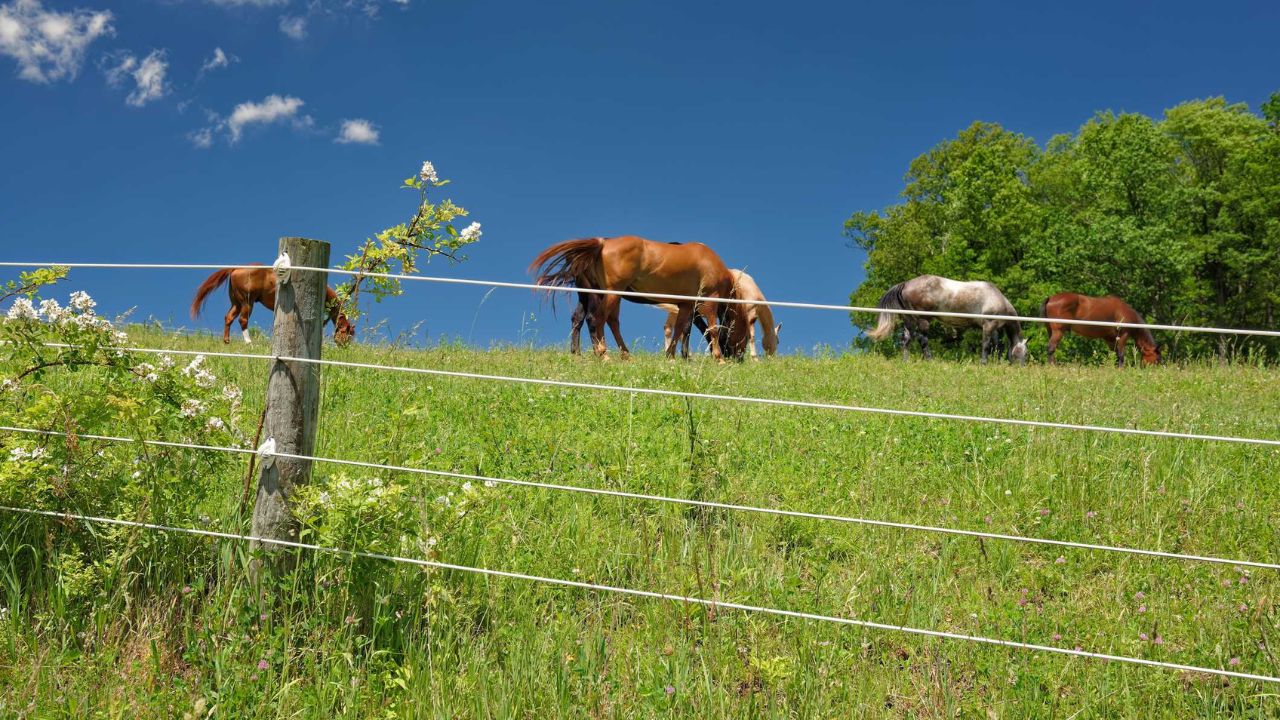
4 424 1277 571
4 260 1280 337
1 504 1275 685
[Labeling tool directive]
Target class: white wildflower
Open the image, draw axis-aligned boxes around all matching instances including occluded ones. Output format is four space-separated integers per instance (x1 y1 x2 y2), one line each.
180 399 206 418
182 355 206 377
158 355 175 370
8 446 45 462
425 536 438 548
318 491 331 506
193 368 217 388
112 330 129 344
221 385 242 404
435 495 450 507
38 298 67 322
419 160 438 184
69 291 96 313
6 297 39 321
461 482 473 493
1 379 17 392
458 221 482 242
131 470 142 479
483 480 497 488
205 416 225 432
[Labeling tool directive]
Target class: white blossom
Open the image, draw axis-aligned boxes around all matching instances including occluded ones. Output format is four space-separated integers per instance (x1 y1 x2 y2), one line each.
419 160 438 184
435 495 450 507
112 330 128 344
221 385 242 403
8 446 46 462
180 399 206 418
182 355 206 376
158 355 176 370
318 491 331 506
1 379 17 392
193 368 217 388
69 291 96 312
483 480 497 488
6 297 39 321
39 298 68 322
205 416 225 432
458 221 482 242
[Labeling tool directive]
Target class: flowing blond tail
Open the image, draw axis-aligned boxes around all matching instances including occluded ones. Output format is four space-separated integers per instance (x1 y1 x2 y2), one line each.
866 282 906 341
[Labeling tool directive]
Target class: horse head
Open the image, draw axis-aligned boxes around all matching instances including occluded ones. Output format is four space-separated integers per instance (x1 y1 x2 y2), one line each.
334 314 355 347
724 303 752 359
1140 342 1162 366
762 322 781 357
1009 337 1029 365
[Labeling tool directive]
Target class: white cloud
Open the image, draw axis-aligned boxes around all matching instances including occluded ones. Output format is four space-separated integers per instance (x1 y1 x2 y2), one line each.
335 118 379 145
102 49 169 107
190 93 314 146
187 127 213 149
199 46 236 75
0 0 114 83
278 14 306 40
227 93 308 142
206 0 286 6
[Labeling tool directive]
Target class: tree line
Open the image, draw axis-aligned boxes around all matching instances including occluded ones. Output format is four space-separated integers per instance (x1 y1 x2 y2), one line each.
845 93 1280 362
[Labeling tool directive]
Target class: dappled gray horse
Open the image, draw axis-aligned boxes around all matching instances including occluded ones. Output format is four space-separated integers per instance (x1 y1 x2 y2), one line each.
867 275 1027 363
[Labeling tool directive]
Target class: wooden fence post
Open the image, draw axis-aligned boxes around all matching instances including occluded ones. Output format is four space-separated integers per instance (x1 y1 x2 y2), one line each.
251 236 329 570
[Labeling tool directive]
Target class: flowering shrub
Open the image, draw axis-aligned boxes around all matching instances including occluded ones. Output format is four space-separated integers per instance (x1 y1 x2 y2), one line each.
336 161 482 322
1 273 245 604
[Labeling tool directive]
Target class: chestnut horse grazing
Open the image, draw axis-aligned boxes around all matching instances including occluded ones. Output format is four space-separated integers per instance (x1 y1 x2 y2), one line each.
531 236 749 361
868 275 1027 364
1042 293 1160 366
661 270 780 359
191 264 353 346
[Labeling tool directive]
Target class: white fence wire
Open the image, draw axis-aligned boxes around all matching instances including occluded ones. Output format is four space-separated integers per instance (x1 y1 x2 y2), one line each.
1 504 1275 685
5 424 1276 571
3 258 1278 688
4 260 1280 336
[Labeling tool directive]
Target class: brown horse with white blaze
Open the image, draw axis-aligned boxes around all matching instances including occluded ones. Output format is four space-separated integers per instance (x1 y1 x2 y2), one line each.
1042 292 1160 366
191 264 353 346
531 236 750 362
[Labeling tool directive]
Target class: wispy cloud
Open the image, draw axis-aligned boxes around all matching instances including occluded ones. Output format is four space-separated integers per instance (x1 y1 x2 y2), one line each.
205 0 286 6
0 0 114 83
198 46 237 77
278 14 306 40
102 49 169 107
335 118 379 145
191 93 313 146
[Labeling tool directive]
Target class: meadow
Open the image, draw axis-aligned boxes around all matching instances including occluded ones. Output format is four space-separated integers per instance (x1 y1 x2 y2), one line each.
2 326 1279 718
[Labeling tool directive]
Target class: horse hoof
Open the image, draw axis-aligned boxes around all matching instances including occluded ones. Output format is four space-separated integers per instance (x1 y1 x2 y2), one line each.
620 352 631 361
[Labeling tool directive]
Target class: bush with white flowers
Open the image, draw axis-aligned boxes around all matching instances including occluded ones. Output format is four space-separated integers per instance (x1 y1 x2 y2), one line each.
0 271 245 605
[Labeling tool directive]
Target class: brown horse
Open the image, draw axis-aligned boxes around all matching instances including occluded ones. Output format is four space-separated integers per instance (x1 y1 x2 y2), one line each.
191 264 353 346
661 269 779 359
531 236 749 362
1042 293 1159 366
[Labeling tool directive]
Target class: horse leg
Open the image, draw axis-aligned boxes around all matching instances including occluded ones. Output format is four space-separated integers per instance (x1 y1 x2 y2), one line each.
569 299 586 355
607 309 630 361
590 295 614 360
1114 332 1129 368
697 302 726 363
916 323 931 360
747 320 758 360
1047 325 1063 365
980 323 994 364
222 306 238 344
663 312 677 355
668 305 696 360
238 306 253 344
900 325 912 360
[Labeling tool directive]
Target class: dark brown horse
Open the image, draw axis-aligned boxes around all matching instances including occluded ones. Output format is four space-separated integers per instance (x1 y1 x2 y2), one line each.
191 264 353 346
1042 293 1159 366
531 236 749 362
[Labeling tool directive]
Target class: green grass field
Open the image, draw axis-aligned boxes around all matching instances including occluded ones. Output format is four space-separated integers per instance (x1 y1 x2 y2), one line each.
3 328 1279 718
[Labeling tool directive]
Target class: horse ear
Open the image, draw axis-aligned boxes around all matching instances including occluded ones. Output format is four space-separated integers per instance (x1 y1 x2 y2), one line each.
775 323 782 334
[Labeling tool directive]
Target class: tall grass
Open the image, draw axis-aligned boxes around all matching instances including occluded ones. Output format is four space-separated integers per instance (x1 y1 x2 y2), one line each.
2 328 1278 718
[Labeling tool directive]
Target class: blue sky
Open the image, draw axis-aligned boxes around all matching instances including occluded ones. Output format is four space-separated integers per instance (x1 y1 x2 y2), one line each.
2 0 1277 354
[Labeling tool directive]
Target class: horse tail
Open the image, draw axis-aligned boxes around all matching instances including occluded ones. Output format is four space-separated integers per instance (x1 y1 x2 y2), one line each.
529 238 607 310
1040 296 1050 319
866 283 907 341
191 268 233 319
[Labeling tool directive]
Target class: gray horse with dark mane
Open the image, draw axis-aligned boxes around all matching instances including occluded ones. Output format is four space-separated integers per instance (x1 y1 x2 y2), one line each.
867 274 1027 364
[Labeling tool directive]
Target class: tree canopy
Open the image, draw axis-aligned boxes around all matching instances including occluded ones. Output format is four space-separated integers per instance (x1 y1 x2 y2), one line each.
847 93 1280 361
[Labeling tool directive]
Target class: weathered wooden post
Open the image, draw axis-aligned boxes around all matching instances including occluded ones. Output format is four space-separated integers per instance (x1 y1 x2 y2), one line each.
251 236 329 570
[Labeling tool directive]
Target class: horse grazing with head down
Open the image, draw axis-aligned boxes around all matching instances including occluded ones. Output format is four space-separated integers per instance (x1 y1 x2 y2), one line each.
1042 292 1160 366
531 236 750 362
661 269 780 359
867 275 1027 364
191 264 353 346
